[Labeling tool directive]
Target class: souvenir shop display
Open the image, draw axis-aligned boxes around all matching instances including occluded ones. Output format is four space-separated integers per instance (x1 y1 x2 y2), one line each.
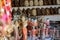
11 0 60 7
12 7 60 16
12 0 60 40
0 0 60 40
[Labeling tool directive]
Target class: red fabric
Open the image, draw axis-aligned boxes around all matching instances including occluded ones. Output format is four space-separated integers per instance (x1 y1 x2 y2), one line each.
6 6 11 11
22 27 27 40
2 0 12 24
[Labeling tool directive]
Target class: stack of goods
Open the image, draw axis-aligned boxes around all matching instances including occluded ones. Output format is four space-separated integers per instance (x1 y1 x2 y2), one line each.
12 7 60 17
12 0 60 7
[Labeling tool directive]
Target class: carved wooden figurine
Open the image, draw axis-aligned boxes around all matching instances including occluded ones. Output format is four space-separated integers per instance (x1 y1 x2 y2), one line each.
38 0 43 6
29 0 33 6
24 0 29 6
34 0 38 6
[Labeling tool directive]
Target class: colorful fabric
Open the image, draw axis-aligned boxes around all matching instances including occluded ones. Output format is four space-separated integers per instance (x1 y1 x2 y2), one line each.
22 27 27 40
0 0 12 37
1 0 12 24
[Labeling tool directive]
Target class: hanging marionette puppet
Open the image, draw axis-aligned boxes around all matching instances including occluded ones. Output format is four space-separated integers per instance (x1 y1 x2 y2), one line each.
31 17 38 40
42 18 51 40
45 18 51 37
12 20 20 40
22 15 28 40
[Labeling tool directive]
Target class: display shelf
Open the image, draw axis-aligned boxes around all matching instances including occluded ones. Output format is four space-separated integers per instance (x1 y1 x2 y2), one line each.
37 14 60 16
12 5 60 21
29 15 60 21
12 5 60 10
29 15 60 17
40 15 60 21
